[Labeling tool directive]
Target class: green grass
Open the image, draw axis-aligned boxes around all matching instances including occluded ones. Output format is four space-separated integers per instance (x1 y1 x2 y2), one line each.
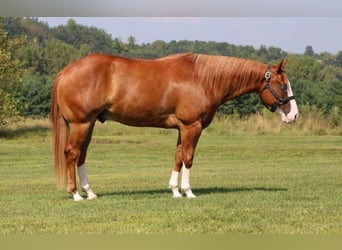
0 118 342 234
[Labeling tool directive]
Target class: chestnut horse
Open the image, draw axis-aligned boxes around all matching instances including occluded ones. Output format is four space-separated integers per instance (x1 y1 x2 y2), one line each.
50 53 298 201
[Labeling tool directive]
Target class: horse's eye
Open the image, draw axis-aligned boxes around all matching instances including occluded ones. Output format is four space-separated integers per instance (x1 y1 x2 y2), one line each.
278 83 287 91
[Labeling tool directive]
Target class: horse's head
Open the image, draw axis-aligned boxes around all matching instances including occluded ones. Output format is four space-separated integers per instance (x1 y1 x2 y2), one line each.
259 59 299 124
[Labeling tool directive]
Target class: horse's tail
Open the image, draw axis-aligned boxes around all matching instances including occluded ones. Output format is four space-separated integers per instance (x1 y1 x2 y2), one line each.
50 74 68 190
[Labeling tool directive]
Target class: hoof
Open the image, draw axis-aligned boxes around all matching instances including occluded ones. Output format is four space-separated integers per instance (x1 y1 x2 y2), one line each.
170 185 182 198
82 186 97 201
172 193 183 198
87 192 97 200
73 192 84 202
183 188 197 198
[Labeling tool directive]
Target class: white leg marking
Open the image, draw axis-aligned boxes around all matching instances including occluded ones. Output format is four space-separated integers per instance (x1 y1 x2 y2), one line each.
78 163 89 187
169 170 182 198
181 163 196 198
78 164 97 200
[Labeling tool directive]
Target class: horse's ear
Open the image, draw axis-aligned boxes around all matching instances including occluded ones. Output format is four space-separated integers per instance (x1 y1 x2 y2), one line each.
278 59 288 73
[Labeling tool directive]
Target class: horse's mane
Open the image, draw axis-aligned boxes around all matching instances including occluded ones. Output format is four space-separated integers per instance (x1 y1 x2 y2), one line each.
192 54 267 96
157 52 198 62
156 52 267 98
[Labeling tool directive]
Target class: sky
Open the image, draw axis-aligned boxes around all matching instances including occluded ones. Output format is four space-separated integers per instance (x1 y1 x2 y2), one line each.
38 17 342 55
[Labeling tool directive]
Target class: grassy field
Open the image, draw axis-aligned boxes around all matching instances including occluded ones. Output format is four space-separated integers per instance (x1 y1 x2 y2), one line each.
0 116 341 234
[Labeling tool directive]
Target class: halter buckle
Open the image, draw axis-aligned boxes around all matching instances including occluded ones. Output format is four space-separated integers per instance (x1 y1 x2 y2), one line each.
265 70 271 82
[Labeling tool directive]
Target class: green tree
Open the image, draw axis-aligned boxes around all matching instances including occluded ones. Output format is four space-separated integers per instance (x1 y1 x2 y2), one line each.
19 75 52 116
286 55 321 82
16 39 47 75
0 22 25 130
112 38 127 54
52 18 114 53
328 81 342 126
320 65 342 82
44 38 82 75
127 35 136 49
335 51 342 67
304 45 315 56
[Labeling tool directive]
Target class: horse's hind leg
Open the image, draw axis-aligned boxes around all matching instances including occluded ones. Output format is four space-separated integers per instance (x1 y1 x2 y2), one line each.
77 122 97 200
65 122 93 201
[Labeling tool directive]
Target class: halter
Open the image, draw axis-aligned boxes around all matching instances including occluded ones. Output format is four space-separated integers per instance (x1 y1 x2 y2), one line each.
259 67 295 112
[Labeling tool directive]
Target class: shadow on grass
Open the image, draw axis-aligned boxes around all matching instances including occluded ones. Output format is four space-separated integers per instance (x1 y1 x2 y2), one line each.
98 186 287 198
0 124 50 139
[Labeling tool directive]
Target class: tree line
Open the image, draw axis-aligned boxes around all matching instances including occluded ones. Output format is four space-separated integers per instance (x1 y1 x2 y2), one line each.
0 17 341 130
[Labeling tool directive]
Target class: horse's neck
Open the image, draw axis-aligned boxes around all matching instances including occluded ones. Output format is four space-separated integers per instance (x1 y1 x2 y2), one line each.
195 55 266 104
221 73 263 103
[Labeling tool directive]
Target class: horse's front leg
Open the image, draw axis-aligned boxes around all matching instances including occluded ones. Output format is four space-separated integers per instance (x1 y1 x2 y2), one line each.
181 163 196 198
169 122 202 198
169 133 183 198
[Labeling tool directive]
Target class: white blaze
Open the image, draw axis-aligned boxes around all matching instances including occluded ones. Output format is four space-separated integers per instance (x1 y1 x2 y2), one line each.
280 80 299 123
